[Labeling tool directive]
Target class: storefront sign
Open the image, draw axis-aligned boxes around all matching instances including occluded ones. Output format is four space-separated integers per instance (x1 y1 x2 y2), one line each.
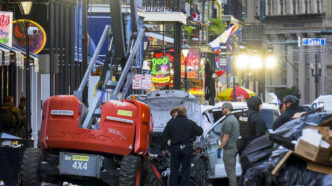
181 49 200 79
142 75 151 90
0 11 13 47
13 19 47 54
150 56 171 83
132 74 142 89
132 74 151 90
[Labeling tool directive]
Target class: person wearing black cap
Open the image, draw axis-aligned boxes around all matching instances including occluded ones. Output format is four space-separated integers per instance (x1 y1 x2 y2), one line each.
272 95 305 130
161 106 203 186
218 102 239 186
246 96 267 143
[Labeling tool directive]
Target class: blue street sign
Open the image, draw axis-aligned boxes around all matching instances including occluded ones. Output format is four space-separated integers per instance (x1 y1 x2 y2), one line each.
302 38 326 46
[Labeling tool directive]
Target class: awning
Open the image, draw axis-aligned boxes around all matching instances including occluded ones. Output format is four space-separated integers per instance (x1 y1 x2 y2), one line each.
0 43 39 72
143 12 187 25
145 32 174 43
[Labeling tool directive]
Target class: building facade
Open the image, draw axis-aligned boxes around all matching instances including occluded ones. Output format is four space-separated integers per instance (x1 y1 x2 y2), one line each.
244 0 332 104
264 0 332 104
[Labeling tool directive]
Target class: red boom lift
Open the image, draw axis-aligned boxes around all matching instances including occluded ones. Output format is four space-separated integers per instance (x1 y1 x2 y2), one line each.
20 1 160 185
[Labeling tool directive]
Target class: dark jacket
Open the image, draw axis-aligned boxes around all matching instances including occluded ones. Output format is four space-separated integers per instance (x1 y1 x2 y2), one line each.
161 114 203 151
0 103 21 135
272 104 306 130
247 109 267 143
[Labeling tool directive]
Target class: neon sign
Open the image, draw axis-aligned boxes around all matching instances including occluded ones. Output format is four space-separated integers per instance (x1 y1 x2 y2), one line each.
150 56 171 83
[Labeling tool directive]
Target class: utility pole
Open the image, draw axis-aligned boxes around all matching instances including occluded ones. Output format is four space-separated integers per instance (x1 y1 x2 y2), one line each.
312 54 322 98
173 22 182 90
82 0 88 105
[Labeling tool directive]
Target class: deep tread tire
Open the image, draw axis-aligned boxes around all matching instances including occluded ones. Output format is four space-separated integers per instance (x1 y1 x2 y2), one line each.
191 158 208 186
119 155 142 186
143 160 164 186
21 147 43 186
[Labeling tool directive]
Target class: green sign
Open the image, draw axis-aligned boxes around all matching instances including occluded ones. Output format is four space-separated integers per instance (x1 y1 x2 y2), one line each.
150 56 171 83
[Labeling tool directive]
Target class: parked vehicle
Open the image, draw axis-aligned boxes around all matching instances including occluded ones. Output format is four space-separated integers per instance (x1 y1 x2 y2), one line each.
139 91 280 184
199 102 280 179
311 95 332 113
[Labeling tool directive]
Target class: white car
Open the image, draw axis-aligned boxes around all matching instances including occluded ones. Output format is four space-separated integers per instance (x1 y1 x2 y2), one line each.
199 102 280 179
311 95 332 113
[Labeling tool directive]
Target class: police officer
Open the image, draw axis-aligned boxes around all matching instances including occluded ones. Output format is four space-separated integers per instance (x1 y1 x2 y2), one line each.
272 95 305 130
218 102 239 186
161 106 203 186
0 96 21 136
246 96 267 143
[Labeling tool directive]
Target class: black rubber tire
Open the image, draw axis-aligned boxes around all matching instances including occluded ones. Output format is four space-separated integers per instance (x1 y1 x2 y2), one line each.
119 155 142 186
21 147 43 186
143 160 164 186
191 158 208 186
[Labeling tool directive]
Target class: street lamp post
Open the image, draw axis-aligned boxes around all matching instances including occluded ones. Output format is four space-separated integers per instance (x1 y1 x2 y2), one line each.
19 1 33 143
182 44 190 92
311 54 322 98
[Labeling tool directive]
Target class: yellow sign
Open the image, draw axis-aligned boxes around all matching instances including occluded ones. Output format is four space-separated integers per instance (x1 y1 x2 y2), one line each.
117 110 133 117
152 76 170 83
72 155 89 161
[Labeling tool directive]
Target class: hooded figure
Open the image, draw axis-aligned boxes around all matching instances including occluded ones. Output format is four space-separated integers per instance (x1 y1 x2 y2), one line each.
246 96 267 142
272 95 306 130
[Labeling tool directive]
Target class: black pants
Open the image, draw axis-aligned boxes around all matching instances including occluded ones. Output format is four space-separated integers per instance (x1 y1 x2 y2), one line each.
170 144 193 186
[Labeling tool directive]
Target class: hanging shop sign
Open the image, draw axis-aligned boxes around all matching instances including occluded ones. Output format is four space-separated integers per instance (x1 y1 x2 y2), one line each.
0 11 13 47
150 56 171 83
142 75 152 90
181 49 200 79
12 19 47 54
132 74 143 89
132 74 152 90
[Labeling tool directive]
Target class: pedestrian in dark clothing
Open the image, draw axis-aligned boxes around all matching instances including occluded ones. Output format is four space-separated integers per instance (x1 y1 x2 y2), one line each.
246 96 267 142
161 108 178 157
0 96 21 136
170 108 178 119
18 96 27 138
239 96 267 184
279 103 286 113
272 95 306 130
218 102 239 186
161 106 203 186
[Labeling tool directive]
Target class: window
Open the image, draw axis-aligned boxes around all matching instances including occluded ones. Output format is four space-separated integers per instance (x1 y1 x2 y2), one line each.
267 0 271 15
293 0 296 14
317 0 321 13
305 0 308 14
280 0 284 15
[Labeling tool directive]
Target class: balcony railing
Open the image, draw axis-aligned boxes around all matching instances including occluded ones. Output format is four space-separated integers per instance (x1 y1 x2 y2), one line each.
142 0 185 12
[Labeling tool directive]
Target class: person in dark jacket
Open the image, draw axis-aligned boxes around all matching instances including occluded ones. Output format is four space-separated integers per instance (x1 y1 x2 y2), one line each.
239 96 267 182
246 96 267 142
272 95 306 130
161 106 203 186
0 96 22 136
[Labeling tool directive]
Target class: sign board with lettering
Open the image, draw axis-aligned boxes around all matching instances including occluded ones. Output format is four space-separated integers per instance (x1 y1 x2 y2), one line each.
150 56 171 83
132 74 142 89
142 74 151 90
132 74 151 90
302 38 326 46
0 11 13 47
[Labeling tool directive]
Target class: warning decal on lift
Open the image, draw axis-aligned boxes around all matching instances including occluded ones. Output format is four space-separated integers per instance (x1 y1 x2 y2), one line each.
117 110 133 117
51 110 74 116
72 155 90 162
106 116 133 124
